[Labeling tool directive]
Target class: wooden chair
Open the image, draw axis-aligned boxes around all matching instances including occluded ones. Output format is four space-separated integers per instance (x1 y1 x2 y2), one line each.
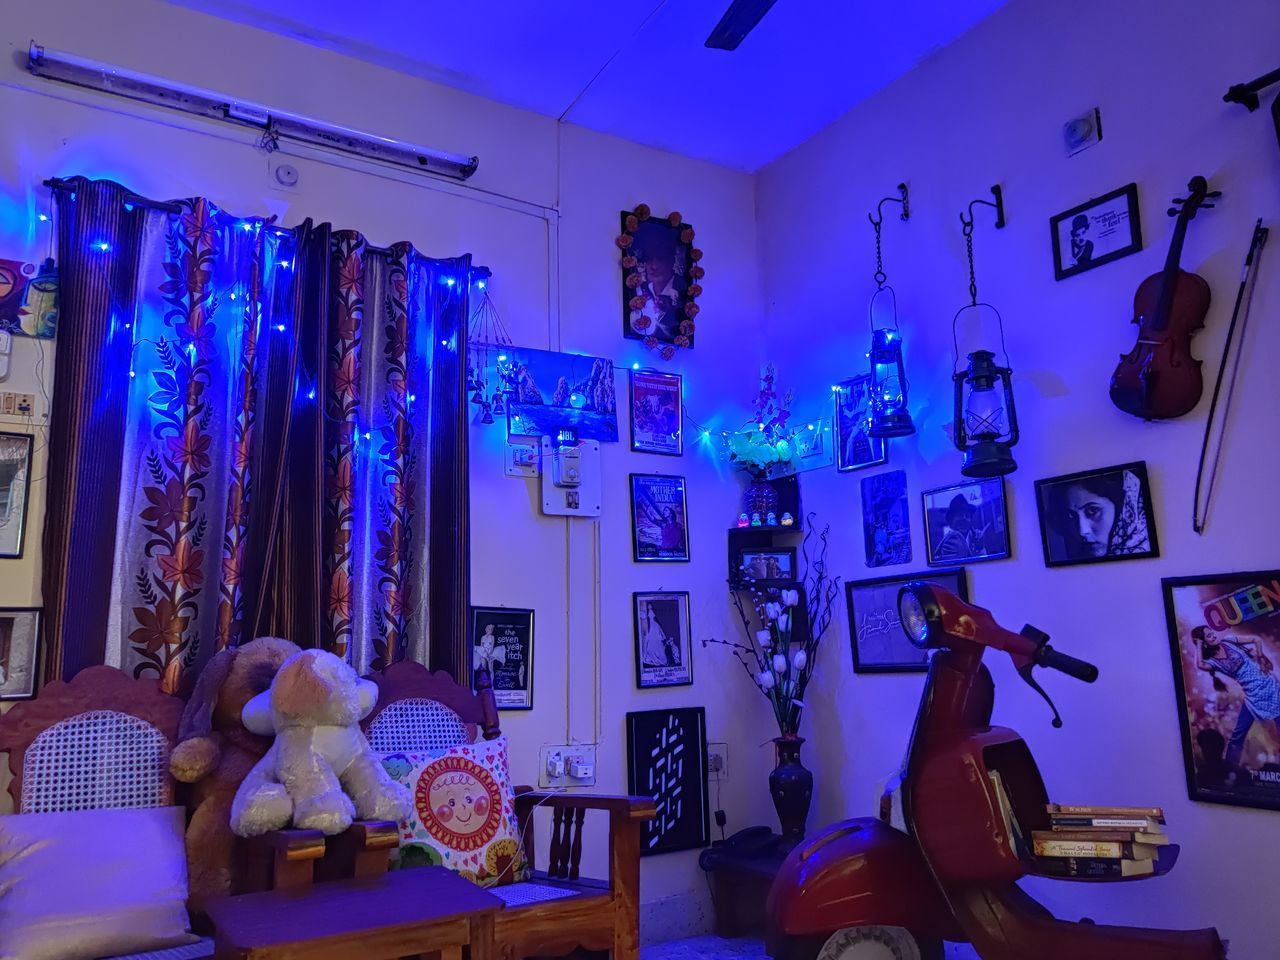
363 660 658 960
0 665 217 960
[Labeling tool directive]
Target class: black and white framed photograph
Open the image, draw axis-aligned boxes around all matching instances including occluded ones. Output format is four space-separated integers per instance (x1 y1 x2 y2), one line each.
629 473 690 562
1035 461 1159 568
922 478 1010 566
733 547 797 587
846 569 968 673
0 607 42 701
470 606 534 710
633 591 693 689
629 369 683 456
834 374 887 472
0 432 34 559
626 706 709 855
1050 183 1143 281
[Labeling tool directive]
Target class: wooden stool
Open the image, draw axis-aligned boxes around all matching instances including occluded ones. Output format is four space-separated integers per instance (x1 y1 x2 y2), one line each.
204 866 503 959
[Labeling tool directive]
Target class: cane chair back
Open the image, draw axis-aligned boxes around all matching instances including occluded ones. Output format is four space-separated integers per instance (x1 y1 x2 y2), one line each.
362 659 501 748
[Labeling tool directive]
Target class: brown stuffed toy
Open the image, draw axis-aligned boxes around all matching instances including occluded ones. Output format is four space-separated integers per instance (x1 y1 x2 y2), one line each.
170 636 301 899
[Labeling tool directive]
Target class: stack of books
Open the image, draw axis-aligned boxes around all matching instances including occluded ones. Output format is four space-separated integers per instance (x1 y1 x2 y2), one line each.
1032 804 1169 878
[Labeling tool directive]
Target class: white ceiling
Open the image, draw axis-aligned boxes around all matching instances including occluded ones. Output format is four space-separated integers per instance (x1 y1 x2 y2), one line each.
171 0 1007 171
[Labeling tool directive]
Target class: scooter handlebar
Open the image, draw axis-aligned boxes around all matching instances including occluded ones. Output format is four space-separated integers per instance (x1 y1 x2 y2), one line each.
1037 644 1099 683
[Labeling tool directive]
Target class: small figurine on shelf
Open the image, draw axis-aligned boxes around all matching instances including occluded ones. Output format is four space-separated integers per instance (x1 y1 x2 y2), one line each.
737 513 751 528
767 511 778 527
781 512 795 527
751 512 763 527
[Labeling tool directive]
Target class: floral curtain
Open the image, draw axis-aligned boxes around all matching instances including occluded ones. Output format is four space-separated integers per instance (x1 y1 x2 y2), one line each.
44 178 471 692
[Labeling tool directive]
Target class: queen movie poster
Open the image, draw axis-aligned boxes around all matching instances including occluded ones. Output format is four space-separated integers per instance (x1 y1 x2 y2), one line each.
471 607 533 710
1164 571 1280 811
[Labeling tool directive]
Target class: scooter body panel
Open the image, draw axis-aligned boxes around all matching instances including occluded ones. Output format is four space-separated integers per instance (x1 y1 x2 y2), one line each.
766 816 962 944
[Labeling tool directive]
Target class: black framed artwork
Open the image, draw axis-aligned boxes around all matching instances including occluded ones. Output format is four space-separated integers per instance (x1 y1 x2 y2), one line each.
846 569 968 673
1163 571 1280 812
1049 182 1143 281
633 591 693 689
922 478 1010 566
0 432 34 559
732 547 797 587
629 473 690 562
620 210 699 351
629 369 683 456
1034 461 1159 568
833 374 887 472
470 606 534 710
0 607 42 701
626 706 710 855
862 469 911 568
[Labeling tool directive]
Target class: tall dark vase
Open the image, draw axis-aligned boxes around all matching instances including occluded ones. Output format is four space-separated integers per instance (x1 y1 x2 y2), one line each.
744 477 779 520
769 736 813 847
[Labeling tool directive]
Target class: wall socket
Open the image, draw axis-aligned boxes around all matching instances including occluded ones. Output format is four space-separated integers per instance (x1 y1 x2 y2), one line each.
707 742 728 782
504 439 540 478
538 744 597 788
0 392 36 417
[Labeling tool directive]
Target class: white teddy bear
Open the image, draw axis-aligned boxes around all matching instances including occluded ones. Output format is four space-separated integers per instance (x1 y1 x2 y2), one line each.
230 648 410 837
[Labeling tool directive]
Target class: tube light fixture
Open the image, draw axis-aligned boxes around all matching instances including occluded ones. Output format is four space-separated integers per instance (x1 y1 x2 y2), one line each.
27 42 479 182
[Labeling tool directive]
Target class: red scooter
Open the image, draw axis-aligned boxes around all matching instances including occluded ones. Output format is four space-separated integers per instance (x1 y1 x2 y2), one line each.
766 583 1227 960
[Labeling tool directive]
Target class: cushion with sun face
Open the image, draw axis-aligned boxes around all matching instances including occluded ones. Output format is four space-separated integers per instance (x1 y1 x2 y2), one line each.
380 736 529 887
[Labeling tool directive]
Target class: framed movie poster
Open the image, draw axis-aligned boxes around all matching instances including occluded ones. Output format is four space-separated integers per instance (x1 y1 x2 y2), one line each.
834 375 887 472
1164 571 1280 812
1049 183 1142 281
629 473 690 562
503 346 618 443
470 606 534 710
862 470 911 568
0 607 42 700
633 591 693 689
922 478 1010 566
846 569 968 673
1035 461 1158 568
0 432 34 559
626 706 710 855
629 369 682 456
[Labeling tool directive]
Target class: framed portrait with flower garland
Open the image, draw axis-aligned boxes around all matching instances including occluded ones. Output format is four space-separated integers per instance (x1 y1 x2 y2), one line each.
618 204 703 359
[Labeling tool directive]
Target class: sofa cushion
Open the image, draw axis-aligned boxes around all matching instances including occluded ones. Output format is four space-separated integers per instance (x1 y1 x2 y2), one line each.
381 736 529 887
0 805 197 960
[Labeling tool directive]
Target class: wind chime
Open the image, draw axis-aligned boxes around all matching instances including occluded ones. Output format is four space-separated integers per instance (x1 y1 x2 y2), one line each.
865 183 915 439
951 186 1019 478
465 275 513 426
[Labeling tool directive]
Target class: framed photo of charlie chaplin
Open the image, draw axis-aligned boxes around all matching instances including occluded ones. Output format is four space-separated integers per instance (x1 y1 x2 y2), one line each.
846 569 967 674
621 212 697 349
1049 183 1142 281
922 478 1010 566
1163 571 1280 811
633 591 693 689
470 606 534 710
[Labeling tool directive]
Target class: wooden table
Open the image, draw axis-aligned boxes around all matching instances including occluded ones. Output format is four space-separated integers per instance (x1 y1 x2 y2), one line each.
204 866 503 960
698 833 790 938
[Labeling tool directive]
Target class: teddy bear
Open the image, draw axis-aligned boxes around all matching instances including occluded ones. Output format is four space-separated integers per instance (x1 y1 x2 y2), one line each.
230 648 411 837
169 635 301 900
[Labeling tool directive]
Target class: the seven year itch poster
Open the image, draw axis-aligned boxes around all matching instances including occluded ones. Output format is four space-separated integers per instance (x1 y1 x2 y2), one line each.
470 607 534 710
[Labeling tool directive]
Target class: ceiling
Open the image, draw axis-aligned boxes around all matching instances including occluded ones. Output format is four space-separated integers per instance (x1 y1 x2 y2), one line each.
171 0 1007 171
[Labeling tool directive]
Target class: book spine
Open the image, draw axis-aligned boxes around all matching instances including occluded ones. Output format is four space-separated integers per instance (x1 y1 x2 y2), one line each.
1035 857 1125 878
1050 817 1155 829
1046 804 1164 818
1034 838 1127 859
1034 829 1167 844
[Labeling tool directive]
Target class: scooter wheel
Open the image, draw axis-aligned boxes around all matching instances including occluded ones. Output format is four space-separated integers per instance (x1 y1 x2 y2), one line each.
781 926 943 960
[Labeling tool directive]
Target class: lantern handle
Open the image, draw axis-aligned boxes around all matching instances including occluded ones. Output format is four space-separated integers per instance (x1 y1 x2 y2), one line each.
868 284 899 331
952 300 1011 375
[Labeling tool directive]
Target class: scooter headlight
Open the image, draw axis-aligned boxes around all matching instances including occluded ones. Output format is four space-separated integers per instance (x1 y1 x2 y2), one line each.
898 584 935 649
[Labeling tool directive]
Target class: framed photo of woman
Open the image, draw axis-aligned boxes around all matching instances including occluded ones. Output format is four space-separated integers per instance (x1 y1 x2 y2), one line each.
0 432 34 559
629 473 690 562
470 606 534 710
1034 461 1159 567
633 591 692 689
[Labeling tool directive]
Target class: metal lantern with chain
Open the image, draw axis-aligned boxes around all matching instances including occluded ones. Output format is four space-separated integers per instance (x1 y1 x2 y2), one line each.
952 186 1018 477
866 183 915 439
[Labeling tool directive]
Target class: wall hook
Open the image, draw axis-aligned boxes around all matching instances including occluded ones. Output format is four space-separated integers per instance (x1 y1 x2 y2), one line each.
961 184 1006 231
868 182 910 227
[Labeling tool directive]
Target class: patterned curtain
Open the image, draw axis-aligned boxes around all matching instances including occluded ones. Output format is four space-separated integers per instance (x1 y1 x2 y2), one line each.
44 178 471 692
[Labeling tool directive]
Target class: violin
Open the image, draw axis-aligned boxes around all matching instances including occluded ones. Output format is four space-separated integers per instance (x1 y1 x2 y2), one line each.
1110 176 1219 421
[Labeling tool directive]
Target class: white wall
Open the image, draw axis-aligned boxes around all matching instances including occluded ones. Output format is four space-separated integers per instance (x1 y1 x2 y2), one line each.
0 0 781 926
756 0 1280 955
